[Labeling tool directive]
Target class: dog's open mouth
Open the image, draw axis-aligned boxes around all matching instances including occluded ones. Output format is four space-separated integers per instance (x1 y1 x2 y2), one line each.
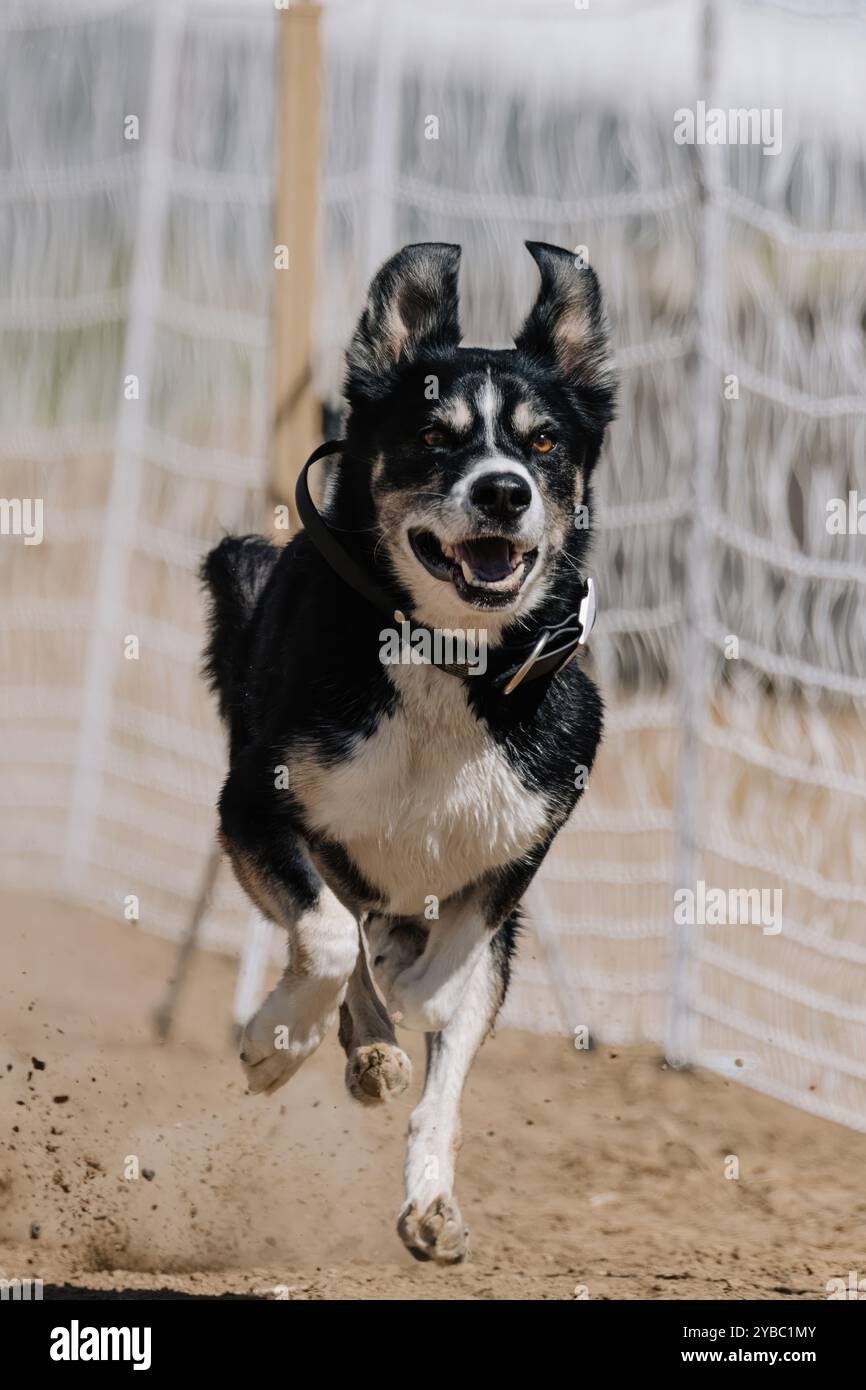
409 529 538 606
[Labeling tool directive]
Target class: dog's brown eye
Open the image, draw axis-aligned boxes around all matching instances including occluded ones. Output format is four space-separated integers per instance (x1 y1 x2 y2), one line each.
531 432 555 454
421 427 446 448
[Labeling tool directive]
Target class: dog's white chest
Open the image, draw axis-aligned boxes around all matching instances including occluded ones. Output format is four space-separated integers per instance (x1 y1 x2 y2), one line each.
292 666 550 914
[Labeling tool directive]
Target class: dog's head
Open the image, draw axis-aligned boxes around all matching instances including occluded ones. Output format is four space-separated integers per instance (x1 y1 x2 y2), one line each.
342 241 615 631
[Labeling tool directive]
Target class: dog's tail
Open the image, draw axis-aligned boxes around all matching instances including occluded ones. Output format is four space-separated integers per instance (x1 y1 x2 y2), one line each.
201 535 280 730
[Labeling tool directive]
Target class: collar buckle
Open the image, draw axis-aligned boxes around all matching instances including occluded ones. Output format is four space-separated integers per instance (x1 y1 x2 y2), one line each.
501 577 597 696
501 631 552 696
576 575 597 647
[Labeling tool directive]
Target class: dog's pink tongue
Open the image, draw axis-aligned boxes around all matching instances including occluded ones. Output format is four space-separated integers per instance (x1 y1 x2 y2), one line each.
455 537 514 582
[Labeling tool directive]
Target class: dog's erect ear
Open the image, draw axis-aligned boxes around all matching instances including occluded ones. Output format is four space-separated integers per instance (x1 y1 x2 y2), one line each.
346 243 461 392
515 242 614 404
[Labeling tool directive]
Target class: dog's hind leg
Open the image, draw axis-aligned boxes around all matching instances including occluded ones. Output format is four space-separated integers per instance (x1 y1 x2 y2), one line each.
339 925 412 1105
397 914 517 1265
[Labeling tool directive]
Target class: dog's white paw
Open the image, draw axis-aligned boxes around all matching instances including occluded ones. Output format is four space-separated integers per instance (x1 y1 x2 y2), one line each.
240 978 337 1096
398 1195 468 1265
345 1042 412 1105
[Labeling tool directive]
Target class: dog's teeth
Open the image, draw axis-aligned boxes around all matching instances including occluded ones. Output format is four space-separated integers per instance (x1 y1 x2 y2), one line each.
441 542 455 559
460 559 475 584
489 560 525 590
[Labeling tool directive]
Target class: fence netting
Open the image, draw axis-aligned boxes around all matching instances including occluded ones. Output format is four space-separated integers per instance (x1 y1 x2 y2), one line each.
2 0 864 1130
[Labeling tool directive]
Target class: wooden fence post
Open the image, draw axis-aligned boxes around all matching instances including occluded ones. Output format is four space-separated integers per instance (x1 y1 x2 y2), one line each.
271 2 322 527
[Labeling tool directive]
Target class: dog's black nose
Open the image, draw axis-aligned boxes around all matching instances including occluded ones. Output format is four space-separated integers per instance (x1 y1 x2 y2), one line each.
469 471 532 522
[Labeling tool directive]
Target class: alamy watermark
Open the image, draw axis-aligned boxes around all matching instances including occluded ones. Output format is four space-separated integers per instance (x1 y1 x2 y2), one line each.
0 1273 43 1300
50 1320 151 1369
826 491 866 535
0 497 43 545
674 101 782 157
827 1271 866 1299
379 620 488 676
674 879 782 935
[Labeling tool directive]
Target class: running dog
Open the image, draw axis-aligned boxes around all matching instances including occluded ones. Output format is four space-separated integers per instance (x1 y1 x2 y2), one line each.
203 241 615 1263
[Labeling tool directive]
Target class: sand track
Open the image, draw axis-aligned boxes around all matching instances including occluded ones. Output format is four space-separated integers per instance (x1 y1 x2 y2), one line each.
1 892 863 1300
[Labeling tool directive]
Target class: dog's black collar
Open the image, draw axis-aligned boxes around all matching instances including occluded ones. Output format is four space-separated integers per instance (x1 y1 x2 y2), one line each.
295 439 597 695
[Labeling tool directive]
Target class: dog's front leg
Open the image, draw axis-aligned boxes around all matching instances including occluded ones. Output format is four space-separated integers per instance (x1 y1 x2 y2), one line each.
235 882 359 1096
379 837 557 1033
397 926 510 1264
219 762 359 1095
384 891 492 1033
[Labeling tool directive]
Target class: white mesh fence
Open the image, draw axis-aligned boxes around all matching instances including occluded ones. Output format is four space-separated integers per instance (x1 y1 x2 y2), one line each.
0 0 276 952
2 0 865 1130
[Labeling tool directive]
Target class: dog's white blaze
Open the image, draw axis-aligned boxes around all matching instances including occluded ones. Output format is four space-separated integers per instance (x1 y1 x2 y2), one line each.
290 664 550 915
476 374 500 449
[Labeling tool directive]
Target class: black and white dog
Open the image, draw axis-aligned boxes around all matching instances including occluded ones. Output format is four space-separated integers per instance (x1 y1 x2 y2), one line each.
203 242 615 1264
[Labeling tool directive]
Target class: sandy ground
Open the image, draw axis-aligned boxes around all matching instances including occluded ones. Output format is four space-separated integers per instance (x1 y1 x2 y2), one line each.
1 891 864 1301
